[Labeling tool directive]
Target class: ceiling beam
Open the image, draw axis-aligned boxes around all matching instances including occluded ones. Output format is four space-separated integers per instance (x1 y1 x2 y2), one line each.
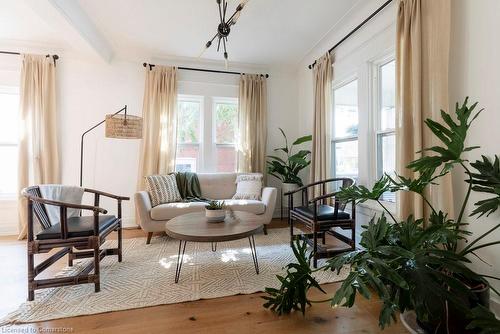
47 0 114 62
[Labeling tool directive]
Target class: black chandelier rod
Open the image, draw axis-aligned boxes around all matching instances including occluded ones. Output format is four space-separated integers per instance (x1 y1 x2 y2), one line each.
142 63 269 78
308 0 393 69
0 50 59 66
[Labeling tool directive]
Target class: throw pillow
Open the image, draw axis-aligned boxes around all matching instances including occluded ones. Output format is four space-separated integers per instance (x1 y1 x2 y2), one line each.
232 174 263 200
145 174 182 207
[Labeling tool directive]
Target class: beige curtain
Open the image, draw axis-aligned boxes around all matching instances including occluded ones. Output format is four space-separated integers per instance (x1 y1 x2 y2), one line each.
396 0 454 221
18 54 60 239
137 66 177 190
310 53 332 196
237 74 268 174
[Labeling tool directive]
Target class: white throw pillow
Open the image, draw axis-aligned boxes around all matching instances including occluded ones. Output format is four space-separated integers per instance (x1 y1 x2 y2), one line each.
232 174 263 200
145 174 182 207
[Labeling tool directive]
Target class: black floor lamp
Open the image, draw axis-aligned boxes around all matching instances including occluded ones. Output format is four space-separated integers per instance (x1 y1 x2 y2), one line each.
79 105 143 186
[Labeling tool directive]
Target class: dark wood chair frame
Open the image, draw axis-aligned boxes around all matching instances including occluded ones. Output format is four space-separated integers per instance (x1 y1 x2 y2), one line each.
285 178 356 268
22 186 129 301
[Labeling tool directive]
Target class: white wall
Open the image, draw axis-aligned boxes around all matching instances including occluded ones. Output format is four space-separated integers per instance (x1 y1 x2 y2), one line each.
56 56 144 227
449 0 500 311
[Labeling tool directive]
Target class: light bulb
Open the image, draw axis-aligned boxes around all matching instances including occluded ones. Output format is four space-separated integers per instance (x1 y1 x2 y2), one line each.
230 11 241 25
197 41 212 58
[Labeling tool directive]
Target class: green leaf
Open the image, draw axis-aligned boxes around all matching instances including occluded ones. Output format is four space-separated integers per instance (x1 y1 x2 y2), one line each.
267 129 312 187
278 127 289 151
406 97 482 175
466 305 500 333
292 135 312 146
267 155 287 164
274 147 289 154
262 240 325 315
468 155 500 217
336 175 392 204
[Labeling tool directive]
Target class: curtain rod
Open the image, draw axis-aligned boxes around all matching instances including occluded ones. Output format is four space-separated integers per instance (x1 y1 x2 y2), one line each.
142 63 269 78
0 51 59 65
308 0 393 69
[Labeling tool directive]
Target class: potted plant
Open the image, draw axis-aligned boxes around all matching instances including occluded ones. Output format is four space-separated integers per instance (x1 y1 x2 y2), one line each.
263 98 500 333
267 128 312 201
205 200 226 223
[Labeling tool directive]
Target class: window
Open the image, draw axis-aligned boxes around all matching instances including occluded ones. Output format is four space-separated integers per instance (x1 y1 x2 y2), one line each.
375 60 396 202
176 96 202 172
175 95 238 173
214 99 238 172
332 79 359 180
0 87 19 198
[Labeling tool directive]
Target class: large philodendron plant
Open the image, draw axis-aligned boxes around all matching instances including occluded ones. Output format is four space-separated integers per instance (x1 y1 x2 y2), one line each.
267 128 312 187
263 98 500 333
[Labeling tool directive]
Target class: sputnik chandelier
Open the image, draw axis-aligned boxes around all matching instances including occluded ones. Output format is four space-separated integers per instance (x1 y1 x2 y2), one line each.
199 0 249 68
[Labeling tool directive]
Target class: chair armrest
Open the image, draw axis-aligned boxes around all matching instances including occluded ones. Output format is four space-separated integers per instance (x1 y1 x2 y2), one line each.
21 189 107 214
84 188 130 201
308 191 338 204
284 178 356 196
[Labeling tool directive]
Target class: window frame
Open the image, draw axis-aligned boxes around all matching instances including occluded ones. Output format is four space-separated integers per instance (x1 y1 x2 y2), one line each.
212 97 239 173
372 54 396 202
175 95 204 173
331 76 359 180
0 85 20 199
175 94 239 173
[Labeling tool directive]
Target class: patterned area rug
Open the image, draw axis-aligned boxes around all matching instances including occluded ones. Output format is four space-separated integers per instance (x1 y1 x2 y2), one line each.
1 228 349 325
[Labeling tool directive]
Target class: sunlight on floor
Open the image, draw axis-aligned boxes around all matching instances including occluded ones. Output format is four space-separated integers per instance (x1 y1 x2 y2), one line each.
220 247 252 262
158 254 193 269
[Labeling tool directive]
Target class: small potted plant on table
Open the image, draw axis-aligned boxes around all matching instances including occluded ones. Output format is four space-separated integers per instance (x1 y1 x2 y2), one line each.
205 200 226 223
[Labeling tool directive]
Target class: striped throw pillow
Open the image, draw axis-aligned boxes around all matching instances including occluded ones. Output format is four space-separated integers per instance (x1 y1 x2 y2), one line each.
145 174 182 207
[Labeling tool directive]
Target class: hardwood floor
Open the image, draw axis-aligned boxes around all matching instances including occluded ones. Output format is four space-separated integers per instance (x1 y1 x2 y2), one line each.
0 219 407 333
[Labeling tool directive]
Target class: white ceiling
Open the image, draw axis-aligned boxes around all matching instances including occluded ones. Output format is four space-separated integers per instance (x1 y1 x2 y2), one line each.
0 0 359 67
0 0 60 44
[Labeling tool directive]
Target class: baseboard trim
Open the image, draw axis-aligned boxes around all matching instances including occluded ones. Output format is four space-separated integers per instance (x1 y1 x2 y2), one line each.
122 217 137 229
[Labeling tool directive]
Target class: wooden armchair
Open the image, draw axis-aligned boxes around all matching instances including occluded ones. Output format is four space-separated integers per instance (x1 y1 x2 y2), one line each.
286 178 356 268
22 186 129 301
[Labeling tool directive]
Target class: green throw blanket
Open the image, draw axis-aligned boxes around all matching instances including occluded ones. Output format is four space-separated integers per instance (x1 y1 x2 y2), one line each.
175 172 208 202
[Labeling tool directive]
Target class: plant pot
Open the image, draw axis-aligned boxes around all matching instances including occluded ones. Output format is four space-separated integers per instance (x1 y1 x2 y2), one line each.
282 183 302 210
205 209 225 223
416 281 490 334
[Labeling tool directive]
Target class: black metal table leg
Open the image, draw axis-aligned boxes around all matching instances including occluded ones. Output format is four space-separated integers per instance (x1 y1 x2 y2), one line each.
211 242 217 252
174 240 187 283
248 235 259 274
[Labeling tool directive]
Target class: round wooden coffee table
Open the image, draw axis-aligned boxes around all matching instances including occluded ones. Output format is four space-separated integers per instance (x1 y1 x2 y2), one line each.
165 211 263 283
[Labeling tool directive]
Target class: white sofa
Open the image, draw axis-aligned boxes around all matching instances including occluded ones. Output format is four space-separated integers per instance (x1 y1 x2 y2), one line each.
135 173 277 243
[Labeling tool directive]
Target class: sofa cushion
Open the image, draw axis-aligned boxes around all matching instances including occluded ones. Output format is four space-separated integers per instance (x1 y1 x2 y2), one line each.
197 173 237 199
223 199 266 215
150 200 266 220
150 202 207 220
